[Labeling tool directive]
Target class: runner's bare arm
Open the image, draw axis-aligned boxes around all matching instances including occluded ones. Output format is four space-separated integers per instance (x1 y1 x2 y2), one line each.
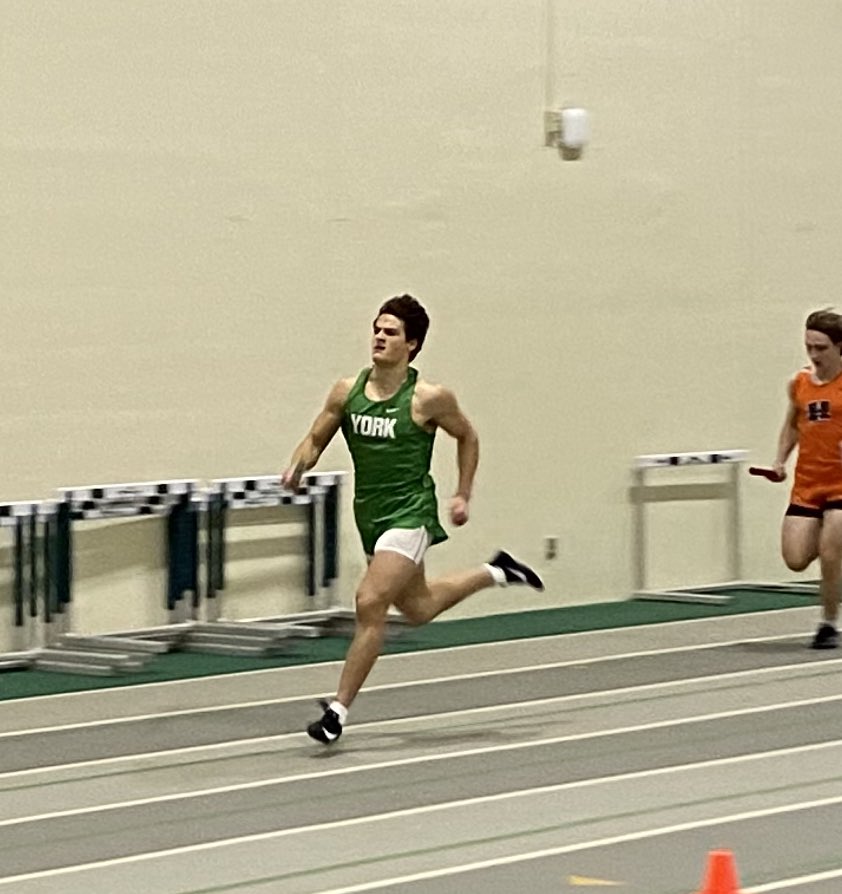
416 383 478 525
282 378 352 489
773 377 799 480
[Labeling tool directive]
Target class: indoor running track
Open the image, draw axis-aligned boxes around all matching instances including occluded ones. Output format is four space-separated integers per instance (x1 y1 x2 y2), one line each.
0 607 841 893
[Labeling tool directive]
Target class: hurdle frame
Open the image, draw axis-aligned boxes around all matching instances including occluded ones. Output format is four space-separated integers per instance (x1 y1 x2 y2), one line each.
0 501 45 667
23 479 203 673
197 472 361 644
631 449 749 605
0 498 144 674
204 472 333 611
43 472 348 662
0 469 381 671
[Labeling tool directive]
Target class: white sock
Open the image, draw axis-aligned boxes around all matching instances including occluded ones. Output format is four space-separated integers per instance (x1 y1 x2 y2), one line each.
484 563 507 586
329 700 348 724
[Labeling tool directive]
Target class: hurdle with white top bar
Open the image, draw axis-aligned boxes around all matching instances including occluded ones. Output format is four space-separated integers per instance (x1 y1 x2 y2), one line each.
631 449 748 604
198 472 375 650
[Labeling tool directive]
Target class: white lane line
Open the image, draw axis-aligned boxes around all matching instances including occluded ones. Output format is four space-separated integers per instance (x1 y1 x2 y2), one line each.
2 781 842 887
1 658 839 782
0 658 842 791
263 797 842 894
749 867 842 891
0 632 834 739
2 693 842 829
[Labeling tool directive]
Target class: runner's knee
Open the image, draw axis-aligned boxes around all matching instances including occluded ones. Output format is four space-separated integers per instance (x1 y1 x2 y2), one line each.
783 552 813 572
782 535 818 571
354 583 391 625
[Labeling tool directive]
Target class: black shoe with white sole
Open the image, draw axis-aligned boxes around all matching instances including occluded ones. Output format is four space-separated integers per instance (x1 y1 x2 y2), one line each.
307 699 343 744
488 550 544 591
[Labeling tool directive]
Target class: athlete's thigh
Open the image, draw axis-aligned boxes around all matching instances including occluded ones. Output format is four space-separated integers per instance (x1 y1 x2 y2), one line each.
359 549 421 607
781 513 821 569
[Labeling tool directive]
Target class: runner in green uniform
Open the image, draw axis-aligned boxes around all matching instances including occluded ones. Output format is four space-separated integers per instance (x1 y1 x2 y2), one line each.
282 294 544 744
342 365 448 556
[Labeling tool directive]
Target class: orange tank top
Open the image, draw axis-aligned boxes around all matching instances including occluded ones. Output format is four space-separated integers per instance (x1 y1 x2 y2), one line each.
793 367 842 487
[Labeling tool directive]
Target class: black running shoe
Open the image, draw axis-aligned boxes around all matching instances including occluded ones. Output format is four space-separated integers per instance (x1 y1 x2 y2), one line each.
810 623 839 650
489 550 544 591
307 699 343 744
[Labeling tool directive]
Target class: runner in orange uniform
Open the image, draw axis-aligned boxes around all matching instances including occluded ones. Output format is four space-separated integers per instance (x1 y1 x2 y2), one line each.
771 309 842 648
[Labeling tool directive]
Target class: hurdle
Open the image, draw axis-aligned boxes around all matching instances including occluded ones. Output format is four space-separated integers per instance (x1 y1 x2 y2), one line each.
0 470 368 671
0 498 153 676
246 471 406 639
0 499 88 671
31 479 198 674
631 449 749 604
191 472 364 654
0 501 45 668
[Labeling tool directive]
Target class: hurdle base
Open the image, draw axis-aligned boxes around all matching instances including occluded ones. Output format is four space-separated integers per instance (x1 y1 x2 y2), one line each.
633 590 731 605
174 610 409 656
178 621 314 657
0 651 37 671
34 646 155 675
1 608 407 677
55 634 172 655
250 607 410 639
34 658 136 677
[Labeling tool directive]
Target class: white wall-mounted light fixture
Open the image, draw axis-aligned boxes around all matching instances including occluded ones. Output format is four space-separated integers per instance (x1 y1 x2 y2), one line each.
544 106 590 160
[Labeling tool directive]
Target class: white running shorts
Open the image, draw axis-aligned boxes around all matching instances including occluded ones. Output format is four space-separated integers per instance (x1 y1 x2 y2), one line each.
371 527 431 565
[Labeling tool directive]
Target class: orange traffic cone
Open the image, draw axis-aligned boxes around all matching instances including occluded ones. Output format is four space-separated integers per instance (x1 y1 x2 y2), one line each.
697 850 741 894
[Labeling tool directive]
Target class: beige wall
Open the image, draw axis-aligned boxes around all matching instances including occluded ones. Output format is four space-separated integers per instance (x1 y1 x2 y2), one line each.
2 0 842 640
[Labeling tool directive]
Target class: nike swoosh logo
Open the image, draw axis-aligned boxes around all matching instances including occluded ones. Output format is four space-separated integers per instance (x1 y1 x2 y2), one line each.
509 569 527 582
385 408 399 414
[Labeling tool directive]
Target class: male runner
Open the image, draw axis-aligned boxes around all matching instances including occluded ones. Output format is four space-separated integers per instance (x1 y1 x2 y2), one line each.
769 309 842 648
282 294 544 742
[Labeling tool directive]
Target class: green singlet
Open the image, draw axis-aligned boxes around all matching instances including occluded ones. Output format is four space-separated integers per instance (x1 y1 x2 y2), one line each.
341 367 448 556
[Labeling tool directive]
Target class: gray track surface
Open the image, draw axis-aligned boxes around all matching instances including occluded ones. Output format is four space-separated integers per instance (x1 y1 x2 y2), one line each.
0 606 841 893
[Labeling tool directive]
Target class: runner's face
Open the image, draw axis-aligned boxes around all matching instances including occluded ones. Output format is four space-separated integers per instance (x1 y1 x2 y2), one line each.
805 329 842 375
371 314 416 365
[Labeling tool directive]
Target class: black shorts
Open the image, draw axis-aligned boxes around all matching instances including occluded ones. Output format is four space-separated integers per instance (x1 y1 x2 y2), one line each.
786 501 842 518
